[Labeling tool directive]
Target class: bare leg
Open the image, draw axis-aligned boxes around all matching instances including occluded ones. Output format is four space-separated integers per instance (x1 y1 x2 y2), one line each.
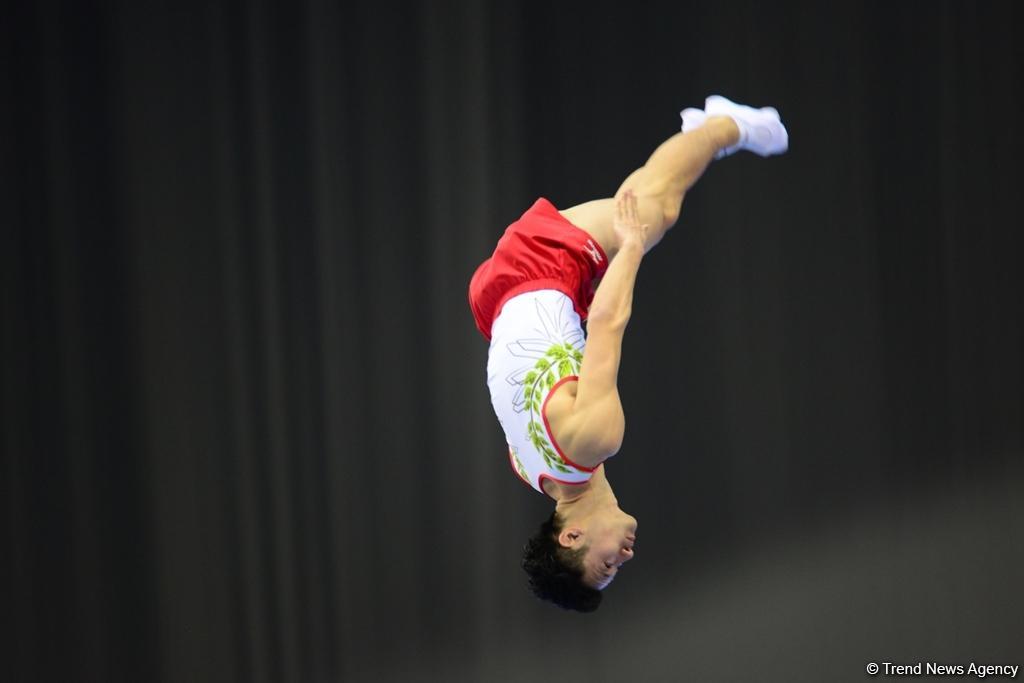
559 117 739 258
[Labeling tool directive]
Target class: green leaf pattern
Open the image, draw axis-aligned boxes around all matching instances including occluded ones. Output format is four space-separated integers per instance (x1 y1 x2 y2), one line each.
523 342 585 473
510 446 529 483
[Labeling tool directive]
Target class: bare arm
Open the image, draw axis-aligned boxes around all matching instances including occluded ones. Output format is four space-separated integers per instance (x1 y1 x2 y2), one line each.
558 192 647 461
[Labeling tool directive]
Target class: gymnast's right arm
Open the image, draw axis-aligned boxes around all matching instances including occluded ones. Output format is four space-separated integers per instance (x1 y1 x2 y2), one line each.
560 192 648 462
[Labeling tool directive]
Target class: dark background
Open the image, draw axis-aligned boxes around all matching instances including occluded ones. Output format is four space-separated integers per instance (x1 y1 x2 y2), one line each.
3 1 1023 681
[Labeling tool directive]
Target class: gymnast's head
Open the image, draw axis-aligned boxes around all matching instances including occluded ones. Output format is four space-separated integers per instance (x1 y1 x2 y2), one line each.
521 506 637 612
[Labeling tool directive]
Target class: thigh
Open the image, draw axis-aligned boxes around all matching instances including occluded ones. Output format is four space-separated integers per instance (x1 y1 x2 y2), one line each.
558 199 619 257
558 192 669 258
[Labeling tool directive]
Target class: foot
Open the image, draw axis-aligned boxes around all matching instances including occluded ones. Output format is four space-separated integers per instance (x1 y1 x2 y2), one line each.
704 95 788 158
679 107 707 133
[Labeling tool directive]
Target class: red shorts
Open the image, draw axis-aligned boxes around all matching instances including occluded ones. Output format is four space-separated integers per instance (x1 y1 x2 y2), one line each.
468 198 609 340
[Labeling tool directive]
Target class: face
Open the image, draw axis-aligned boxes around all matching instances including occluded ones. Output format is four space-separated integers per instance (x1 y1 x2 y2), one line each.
580 509 638 590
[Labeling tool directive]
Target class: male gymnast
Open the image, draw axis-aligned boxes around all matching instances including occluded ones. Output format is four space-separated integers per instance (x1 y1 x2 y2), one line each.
468 95 789 611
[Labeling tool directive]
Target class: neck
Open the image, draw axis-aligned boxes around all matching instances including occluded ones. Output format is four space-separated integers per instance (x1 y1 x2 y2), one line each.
547 465 619 516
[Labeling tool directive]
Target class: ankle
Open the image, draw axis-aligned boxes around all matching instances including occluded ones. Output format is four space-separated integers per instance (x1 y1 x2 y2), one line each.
705 116 741 149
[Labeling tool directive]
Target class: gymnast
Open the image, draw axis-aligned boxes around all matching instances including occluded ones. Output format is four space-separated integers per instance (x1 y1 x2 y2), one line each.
468 96 789 611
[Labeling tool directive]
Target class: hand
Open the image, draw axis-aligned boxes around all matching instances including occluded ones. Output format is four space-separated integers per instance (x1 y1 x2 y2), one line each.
612 189 648 249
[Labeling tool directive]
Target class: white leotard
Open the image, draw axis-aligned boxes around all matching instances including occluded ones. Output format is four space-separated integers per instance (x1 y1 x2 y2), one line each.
486 289 596 496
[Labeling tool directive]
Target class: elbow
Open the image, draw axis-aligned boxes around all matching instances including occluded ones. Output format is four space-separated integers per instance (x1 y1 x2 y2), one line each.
587 306 631 331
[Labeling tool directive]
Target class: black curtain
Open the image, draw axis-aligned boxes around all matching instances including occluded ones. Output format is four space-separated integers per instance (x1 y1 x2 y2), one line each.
4 1 1022 681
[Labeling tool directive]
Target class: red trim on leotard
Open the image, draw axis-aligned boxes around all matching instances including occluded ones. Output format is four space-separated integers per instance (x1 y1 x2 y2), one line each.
540 374 598 473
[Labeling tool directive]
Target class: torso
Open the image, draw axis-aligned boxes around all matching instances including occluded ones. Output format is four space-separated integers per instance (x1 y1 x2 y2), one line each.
485 289 598 496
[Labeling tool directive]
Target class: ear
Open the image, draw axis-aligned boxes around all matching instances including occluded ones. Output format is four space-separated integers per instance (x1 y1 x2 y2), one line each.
557 526 584 548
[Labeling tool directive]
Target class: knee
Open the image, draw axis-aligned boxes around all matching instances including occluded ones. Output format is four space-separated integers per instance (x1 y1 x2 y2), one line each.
661 197 680 230
619 171 681 233
627 190 679 243
646 192 680 233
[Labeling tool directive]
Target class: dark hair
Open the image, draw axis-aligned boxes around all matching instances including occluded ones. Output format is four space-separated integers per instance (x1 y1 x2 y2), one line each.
521 511 603 612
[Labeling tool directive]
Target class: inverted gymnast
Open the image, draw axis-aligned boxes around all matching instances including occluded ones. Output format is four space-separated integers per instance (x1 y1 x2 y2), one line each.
468 96 789 611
